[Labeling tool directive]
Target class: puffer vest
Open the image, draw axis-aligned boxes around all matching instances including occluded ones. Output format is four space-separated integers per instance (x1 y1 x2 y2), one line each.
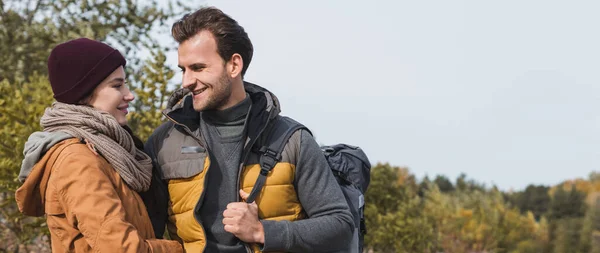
151 83 305 252
158 123 304 253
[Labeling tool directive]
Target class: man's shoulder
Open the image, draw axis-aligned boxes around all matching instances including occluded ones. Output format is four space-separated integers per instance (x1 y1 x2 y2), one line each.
144 121 177 156
270 116 309 133
266 116 315 165
273 116 314 142
147 121 175 141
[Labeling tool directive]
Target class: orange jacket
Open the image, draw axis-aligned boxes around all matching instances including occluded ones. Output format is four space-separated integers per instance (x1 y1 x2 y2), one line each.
15 138 182 253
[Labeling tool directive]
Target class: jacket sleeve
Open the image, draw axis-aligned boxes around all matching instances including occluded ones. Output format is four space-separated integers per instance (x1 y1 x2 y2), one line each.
260 130 354 252
53 150 182 253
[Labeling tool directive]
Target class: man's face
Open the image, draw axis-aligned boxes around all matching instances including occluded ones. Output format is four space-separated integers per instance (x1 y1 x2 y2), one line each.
178 30 233 112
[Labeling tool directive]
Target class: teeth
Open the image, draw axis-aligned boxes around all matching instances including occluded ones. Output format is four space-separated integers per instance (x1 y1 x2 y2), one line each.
194 87 207 95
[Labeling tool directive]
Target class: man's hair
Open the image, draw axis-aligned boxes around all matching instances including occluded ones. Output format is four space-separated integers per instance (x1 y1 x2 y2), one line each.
172 7 253 77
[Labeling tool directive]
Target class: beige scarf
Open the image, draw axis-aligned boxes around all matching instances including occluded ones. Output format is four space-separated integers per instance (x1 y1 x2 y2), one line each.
40 102 152 192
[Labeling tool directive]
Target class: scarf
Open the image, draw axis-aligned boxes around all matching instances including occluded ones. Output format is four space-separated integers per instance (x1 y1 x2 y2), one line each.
40 102 152 192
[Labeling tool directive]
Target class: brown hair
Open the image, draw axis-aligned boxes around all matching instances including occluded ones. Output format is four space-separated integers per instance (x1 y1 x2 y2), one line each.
172 7 254 76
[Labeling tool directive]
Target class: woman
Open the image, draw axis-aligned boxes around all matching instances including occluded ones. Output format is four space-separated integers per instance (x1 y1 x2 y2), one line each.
15 38 183 253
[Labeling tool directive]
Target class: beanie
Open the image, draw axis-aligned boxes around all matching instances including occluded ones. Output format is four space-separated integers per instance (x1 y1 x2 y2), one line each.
47 38 126 104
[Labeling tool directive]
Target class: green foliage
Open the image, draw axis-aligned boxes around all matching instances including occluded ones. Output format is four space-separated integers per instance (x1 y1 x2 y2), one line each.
0 75 53 246
548 185 587 220
0 0 188 249
364 166 551 253
552 217 584 253
127 49 176 141
580 194 600 253
507 184 551 220
433 174 454 193
1 1 599 252
0 0 188 84
365 164 436 252
362 168 600 253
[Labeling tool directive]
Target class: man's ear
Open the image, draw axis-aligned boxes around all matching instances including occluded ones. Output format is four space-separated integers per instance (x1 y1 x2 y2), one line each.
228 53 244 79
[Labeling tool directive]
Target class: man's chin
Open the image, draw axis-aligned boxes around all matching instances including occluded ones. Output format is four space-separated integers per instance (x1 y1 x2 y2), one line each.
193 104 206 112
193 101 212 112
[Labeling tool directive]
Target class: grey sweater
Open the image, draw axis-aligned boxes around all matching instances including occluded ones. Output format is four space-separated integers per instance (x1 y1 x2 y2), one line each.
200 94 252 253
261 130 353 252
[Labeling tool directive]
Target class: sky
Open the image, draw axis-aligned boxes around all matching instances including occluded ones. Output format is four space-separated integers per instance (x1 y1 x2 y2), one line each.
154 0 600 191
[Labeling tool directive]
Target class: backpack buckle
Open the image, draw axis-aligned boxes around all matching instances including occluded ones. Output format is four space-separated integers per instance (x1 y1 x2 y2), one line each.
259 146 281 159
259 146 281 175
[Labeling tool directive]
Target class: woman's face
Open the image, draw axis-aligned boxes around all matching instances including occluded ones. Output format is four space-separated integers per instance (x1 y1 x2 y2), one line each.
87 66 134 126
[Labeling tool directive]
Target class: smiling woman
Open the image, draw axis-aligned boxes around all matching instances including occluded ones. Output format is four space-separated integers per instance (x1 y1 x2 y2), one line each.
14 38 183 253
86 66 134 126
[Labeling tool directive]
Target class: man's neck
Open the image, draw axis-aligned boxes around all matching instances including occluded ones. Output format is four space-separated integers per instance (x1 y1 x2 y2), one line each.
203 93 251 125
216 79 246 111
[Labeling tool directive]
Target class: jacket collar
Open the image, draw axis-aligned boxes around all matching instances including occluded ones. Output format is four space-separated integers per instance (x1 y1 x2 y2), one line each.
163 81 281 137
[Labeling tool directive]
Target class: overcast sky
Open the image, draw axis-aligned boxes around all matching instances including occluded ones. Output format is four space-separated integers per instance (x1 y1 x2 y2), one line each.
155 0 600 191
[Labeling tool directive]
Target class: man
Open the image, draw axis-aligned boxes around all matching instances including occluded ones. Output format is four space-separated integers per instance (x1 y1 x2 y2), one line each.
144 7 353 253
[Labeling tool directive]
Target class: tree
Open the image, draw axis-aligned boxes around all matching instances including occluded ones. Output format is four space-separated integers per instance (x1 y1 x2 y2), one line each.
366 166 550 253
433 175 454 193
581 192 600 253
455 173 486 192
127 49 176 141
0 75 54 251
0 0 189 250
552 217 583 253
0 0 187 84
364 164 436 252
511 184 551 221
548 185 586 220
418 175 431 197
546 185 587 253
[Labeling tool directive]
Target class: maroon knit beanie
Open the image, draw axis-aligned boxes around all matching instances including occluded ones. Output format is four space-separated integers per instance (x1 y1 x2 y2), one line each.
48 38 126 104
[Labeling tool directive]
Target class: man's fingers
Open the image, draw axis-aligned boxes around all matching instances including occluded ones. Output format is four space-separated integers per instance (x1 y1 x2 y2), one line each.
239 189 250 201
222 217 237 225
249 201 258 209
224 224 237 233
227 202 248 210
223 208 243 218
223 209 233 218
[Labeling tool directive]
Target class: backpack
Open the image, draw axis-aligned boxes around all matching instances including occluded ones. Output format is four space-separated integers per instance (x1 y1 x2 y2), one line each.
246 117 372 253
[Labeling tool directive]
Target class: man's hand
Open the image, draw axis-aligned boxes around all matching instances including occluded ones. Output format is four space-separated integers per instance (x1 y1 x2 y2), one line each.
223 190 265 244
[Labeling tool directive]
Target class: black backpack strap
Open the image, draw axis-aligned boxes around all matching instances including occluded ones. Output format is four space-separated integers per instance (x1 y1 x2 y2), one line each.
246 117 309 203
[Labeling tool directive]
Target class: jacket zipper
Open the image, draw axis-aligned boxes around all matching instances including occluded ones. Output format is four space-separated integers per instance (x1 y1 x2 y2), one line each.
165 113 209 253
238 117 273 253
237 116 272 201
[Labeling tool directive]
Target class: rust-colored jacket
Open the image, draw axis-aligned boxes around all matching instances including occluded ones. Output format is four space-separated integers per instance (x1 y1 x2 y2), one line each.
15 138 182 253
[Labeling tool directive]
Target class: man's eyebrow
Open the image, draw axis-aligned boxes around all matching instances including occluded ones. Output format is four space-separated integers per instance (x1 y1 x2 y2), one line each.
179 63 207 70
189 63 207 69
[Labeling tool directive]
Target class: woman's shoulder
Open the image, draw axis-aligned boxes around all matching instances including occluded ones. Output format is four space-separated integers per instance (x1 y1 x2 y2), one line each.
52 138 112 174
59 138 97 154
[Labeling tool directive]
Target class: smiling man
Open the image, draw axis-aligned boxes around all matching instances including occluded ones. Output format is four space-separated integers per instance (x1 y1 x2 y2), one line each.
143 6 354 253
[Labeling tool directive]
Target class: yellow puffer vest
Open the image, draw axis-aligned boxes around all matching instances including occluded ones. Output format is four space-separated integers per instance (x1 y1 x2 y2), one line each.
164 130 304 253
153 82 304 252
